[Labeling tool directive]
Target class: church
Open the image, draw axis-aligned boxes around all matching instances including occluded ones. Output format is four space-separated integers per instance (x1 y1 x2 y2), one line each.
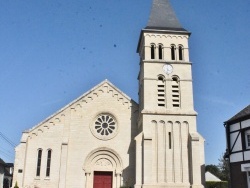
13 0 205 188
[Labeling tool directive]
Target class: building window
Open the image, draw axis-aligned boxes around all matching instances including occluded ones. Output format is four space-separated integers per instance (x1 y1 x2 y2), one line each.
247 171 250 188
171 45 176 60
178 45 184 60
157 76 165 107
246 130 250 149
91 114 118 140
151 44 155 59
36 149 42 177
95 114 116 136
158 44 163 59
247 135 250 147
168 132 172 149
172 76 180 107
46 150 52 177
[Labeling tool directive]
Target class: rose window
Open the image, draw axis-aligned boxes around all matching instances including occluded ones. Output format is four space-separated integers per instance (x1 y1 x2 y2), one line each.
91 114 118 140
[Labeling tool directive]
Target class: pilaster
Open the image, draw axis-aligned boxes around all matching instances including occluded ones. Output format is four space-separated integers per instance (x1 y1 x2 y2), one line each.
58 142 68 188
135 133 143 187
189 133 204 188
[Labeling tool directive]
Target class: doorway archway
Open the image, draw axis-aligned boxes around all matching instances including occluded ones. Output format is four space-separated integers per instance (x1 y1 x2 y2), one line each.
83 147 123 188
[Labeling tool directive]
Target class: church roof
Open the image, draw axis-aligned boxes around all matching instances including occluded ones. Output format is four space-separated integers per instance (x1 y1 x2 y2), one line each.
137 0 189 52
146 0 187 32
225 104 250 125
205 171 221 182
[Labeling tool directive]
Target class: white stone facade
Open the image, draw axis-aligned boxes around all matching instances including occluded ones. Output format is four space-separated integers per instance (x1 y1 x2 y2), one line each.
135 29 205 188
13 1 205 187
13 81 138 188
13 78 205 188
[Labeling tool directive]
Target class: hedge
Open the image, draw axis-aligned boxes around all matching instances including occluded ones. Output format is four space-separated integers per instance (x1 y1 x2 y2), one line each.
206 181 228 188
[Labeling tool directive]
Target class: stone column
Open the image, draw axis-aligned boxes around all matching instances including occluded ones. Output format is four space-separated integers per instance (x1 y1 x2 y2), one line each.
85 172 91 188
115 172 122 188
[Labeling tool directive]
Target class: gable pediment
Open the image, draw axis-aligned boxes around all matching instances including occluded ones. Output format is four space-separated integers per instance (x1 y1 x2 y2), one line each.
78 79 137 108
27 80 138 136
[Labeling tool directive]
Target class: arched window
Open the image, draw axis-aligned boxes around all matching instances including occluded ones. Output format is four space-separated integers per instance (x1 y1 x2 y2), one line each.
157 76 165 107
171 76 180 107
158 44 163 60
178 45 184 60
46 149 52 177
36 149 42 177
171 45 176 60
151 44 155 59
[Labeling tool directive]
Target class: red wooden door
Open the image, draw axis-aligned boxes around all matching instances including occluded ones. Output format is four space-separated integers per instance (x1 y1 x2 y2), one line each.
93 171 113 188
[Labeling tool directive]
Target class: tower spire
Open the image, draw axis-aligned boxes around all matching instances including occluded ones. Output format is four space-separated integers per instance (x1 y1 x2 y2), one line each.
146 0 186 31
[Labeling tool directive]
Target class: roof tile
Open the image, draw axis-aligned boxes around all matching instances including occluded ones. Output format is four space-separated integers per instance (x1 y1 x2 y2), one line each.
226 105 250 124
147 0 186 31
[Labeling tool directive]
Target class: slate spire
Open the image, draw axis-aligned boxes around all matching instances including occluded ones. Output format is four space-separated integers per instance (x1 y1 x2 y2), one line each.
146 0 186 31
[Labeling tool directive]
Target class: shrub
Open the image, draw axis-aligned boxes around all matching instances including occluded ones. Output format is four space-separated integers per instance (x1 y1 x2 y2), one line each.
206 181 228 188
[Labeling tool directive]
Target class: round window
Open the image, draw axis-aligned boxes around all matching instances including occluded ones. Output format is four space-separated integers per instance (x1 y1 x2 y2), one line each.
91 114 118 140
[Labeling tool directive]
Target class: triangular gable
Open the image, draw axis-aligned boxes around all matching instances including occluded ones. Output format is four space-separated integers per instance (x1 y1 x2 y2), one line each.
205 171 221 182
27 79 138 133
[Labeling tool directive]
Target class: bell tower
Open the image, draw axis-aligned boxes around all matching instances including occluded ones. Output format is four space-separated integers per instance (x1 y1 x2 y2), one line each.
135 0 205 188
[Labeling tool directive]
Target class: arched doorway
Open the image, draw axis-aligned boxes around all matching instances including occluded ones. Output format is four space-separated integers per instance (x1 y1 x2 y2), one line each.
83 147 123 188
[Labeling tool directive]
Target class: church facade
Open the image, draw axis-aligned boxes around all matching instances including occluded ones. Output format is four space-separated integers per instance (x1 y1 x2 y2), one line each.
13 0 205 188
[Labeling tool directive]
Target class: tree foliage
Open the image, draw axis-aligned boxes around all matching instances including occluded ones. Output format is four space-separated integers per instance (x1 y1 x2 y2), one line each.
205 164 221 178
206 181 228 188
218 153 230 181
205 152 230 182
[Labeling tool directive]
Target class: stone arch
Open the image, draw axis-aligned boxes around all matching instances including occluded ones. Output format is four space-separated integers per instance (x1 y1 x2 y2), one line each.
159 120 165 125
83 147 123 173
83 147 123 188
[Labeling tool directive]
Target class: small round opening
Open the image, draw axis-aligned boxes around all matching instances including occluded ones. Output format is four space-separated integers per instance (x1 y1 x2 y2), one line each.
102 123 108 128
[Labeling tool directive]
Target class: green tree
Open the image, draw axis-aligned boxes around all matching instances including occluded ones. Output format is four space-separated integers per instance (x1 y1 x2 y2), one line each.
205 152 230 182
205 164 221 178
218 153 230 181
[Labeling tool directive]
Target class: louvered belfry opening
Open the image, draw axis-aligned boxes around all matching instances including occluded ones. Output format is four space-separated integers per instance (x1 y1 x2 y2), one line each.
157 76 165 107
172 76 180 107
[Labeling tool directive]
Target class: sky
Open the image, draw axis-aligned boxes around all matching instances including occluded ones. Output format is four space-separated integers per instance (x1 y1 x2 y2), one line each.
0 0 250 166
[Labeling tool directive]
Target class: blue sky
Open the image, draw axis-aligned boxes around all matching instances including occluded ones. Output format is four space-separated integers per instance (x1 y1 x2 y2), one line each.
0 0 250 165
